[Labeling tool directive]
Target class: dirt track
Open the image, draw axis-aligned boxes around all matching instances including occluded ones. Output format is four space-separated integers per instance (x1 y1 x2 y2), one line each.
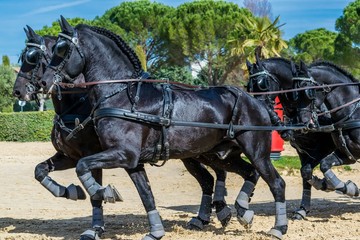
1 141 360 240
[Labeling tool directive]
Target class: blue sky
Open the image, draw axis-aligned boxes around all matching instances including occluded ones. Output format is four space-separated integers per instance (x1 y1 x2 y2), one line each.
0 0 354 64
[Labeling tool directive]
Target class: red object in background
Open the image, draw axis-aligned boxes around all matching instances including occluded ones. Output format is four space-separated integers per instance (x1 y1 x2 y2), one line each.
271 97 284 159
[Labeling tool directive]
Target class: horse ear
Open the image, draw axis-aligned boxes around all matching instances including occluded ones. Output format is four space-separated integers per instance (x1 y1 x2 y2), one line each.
26 25 37 39
290 61 297 75
24 27 29 39
255 47 261 63
246 59 252 70
25 25 42 43
300 60 308 72
59 15 74 34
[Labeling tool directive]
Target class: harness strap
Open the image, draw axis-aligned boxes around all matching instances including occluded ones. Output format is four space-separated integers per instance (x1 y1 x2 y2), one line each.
334 120 360 162
225 86 241 138
337 129 357 162
93 107 308 131
152 84 173 166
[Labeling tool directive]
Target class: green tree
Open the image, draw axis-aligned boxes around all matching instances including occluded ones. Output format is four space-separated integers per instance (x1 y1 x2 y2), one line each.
36 17 93 36
152 66 206 85
0 65 16 112
165 0 253 86
288 28 337 63
228 15 287 73
334 0 360 76
2 55 10 66
99 0 175 72
336 0 360 45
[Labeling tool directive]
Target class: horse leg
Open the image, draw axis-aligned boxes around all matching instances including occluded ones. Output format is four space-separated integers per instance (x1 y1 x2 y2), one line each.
292 162 313 220
81 169 105 240
320 151 359 197
75 149 133 203
212 167 232 228
226 154 259 229
181 158 231 229
238 134 287 239
181 158 214 230
197 151 260 230
295 159 331 220
125 164 165 240
75 150 164 239
34 152 86 200
253 159 287 239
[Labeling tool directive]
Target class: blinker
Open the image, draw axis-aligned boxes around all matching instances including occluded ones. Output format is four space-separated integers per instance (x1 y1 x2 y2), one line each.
54 40 69 58
257 77 270 91
25 48 40 65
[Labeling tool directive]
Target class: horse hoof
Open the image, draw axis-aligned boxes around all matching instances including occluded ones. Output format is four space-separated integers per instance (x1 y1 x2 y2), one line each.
80 229 101 240
216 205 232 227
237 209 254 229
66 184 86 200
267 228 283 240
292 212 304 221
346 180 359 197
103 184 123 203
291 208 306 220
186 217 208 230
142 233 162 240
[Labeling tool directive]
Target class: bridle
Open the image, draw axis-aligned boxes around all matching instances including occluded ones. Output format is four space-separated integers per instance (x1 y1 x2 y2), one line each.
17 38 52 103
47 31 85 89
248 65 319 129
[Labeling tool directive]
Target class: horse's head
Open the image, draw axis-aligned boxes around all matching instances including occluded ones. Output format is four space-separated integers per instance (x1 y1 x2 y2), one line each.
42 15 143 94
246 58 280 104
280 61 318 128
41 16 85 91
13 26 55 102
247 56 318 129
246 54 281 109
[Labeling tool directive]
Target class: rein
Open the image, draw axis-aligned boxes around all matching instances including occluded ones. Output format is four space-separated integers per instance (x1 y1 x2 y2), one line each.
57 78 360 95
317 97 360 117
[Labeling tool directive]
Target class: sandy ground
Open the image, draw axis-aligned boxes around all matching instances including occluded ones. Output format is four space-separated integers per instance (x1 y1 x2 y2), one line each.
1 141 360 240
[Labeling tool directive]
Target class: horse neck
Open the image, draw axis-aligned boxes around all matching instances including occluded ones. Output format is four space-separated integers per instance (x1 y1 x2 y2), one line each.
310 66 360 120
81 33 136 83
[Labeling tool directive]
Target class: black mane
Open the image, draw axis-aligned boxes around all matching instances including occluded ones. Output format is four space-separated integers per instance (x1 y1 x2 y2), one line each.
264 57 291 65
76 24 143 77
310 61 358 83
262 57 301 71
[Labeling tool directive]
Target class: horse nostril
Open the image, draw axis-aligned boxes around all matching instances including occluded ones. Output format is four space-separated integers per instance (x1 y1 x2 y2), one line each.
13 90 21 97
41 81 47 87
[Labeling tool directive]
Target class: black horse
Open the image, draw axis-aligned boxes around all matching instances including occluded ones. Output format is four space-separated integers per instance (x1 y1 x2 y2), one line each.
305 61 360 194
246 56 358 220
13 25 121 240
39 16 293 239
13 26 237 238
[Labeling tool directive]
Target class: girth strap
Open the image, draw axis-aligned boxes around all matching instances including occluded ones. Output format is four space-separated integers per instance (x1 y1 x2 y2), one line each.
150 85 173 165
334 120 360 162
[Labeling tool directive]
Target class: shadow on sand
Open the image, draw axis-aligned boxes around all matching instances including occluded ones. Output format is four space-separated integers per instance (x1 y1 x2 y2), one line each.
1 197 360 239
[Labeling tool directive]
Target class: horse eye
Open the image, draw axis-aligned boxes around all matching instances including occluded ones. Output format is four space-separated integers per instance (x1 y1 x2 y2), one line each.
54 40 69 58
257 77 269 91
25 49 39 65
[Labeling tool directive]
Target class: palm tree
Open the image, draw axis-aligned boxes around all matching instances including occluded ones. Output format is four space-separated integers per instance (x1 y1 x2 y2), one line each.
228 15 287 65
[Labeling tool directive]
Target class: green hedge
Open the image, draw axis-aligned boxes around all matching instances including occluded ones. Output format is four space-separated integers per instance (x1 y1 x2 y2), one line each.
0 111 54 142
